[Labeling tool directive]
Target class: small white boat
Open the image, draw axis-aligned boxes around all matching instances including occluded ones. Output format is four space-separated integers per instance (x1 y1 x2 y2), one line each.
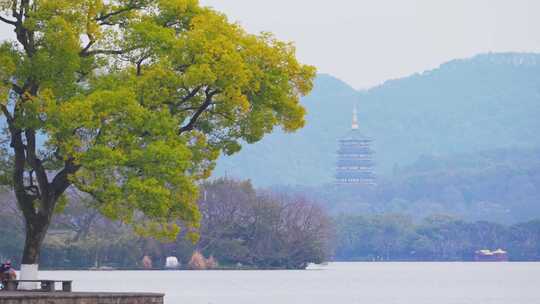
165 256 180 269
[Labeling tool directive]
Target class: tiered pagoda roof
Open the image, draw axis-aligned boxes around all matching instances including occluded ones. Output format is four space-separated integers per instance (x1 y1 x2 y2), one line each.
335 106 376 185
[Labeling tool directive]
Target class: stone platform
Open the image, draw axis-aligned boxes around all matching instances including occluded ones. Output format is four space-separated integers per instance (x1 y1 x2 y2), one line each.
0 292 164 304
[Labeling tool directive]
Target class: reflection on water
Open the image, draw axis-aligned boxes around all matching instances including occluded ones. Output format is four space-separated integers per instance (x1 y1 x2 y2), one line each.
40 262 539 304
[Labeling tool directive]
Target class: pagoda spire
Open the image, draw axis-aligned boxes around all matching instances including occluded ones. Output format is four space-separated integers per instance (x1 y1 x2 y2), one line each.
352 105 359 130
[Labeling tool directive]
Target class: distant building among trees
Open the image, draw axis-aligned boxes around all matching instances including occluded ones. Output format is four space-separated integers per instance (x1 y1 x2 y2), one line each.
474 249 509 262
335 106 376 185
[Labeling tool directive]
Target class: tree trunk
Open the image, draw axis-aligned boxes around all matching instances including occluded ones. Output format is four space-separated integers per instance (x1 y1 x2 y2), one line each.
22 216 50 265
19 199 54 289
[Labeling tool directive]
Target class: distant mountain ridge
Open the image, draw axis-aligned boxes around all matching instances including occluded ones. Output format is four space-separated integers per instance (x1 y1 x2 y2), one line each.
214 52 540 186
447 52 540 67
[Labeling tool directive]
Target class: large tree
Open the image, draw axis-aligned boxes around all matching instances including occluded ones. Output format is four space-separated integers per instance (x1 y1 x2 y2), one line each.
0 0 315 276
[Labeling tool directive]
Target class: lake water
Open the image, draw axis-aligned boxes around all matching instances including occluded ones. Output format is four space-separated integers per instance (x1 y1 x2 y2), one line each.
40 262 539 304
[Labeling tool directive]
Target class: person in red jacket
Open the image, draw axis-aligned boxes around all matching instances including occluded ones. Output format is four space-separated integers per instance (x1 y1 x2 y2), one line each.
0 261 17 289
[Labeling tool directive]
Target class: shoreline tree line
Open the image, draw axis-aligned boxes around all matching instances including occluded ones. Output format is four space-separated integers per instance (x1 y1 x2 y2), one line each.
1 178 539 269
0 178 332 270
335 214 540 261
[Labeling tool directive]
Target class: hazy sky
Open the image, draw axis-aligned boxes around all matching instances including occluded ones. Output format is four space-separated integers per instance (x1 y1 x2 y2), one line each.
1 0 540 88
200 0 540 88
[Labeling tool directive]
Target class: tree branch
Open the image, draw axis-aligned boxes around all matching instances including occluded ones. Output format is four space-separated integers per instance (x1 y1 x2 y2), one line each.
10 127 35 216
10 0 19 20
95 3 140 24
80 48 131 57
181 86 203 103
51 158 81 201
80 39 96 56
179 89 219 134
0 104 13 125
12 0 35 57
136 56 149 76
19 0 27 19
24 129 50 203
166 86 202 113
0 15 16 25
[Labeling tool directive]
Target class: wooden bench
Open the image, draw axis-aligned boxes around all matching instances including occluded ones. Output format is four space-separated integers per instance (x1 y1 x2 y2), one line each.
4 280 72 292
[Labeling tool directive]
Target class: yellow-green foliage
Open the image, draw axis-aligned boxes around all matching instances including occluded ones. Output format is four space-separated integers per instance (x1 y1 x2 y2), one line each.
0 0 315 241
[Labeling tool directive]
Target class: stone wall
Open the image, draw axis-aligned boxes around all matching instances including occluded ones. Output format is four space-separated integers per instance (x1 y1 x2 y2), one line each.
0 292 164 304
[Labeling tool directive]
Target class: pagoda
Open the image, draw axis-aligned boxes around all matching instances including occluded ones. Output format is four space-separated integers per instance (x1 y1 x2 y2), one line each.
335 106 376 185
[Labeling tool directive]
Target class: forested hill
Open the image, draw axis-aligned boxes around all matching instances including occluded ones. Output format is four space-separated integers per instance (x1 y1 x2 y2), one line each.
214 52 540 186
